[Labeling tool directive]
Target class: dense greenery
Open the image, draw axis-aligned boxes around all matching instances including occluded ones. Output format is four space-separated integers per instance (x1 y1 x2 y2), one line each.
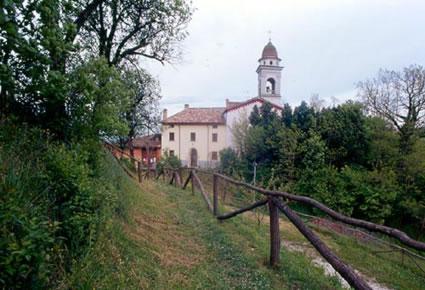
157 151 182 172
64 175 424 290
64 175 347 290
1 0 192 140
0 0 192 288
0 125 117 288
221 93 425 233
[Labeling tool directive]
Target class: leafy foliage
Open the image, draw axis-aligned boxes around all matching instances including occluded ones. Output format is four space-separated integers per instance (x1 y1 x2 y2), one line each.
157 150 182 172
0 1 193 288
219 148 243 178
227 97 425 233
317 102 369 167
68 58 131 139
0 125 119 288
1 0 192 140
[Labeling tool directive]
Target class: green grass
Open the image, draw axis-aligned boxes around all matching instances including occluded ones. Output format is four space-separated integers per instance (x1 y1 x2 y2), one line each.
62 162 344 289
310 225 425 290
62 162 425 289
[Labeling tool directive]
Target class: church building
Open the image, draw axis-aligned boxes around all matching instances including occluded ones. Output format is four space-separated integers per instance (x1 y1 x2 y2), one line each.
161 41 284 167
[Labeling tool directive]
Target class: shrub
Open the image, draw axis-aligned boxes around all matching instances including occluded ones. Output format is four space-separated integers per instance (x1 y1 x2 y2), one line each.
219 148 241 177
157 150 182 172
0 125 118 288
295 164 399 223
119 157 137 173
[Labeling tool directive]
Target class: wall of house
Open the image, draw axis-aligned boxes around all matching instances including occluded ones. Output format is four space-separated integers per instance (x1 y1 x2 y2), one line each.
161 124 226 167
140 148 161 165
224 101 282 149
114 147 160 166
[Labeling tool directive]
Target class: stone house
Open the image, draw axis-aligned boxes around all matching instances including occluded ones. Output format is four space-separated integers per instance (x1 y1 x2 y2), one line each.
161 40 284 167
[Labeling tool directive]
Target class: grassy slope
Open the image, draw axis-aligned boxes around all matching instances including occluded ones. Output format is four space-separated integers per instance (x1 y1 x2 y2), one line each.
62 160 342 289
63 162 425 290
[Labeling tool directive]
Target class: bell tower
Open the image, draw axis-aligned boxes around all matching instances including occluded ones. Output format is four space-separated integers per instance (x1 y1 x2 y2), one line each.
256 40 283 105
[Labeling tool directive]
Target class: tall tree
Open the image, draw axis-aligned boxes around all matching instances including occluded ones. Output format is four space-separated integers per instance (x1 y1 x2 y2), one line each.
358 65 425 154
0 0 109 136
309 93 326 112
249 105 261 126
78 0 193 66
230 110 250 156
293 101 316 132
1 0 192 140
318 102 369 167
119 67 161 153
281 103 293 127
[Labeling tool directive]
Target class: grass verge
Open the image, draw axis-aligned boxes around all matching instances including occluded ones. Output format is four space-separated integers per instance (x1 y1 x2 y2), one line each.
63 163 343 289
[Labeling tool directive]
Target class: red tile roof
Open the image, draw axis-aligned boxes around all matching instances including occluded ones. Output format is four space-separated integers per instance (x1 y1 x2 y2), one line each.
129 134 161 148
162 107 226 124
224 97 283 113
226 101 244 109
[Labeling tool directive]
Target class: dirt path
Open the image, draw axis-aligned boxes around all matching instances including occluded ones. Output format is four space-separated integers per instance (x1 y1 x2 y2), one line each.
130 181 351 289
239 209 393 290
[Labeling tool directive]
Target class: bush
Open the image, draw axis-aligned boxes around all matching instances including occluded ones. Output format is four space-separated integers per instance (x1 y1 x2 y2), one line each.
338 166 398 223
119 157 137 173
219 148 241 177
295 165 399 223
0 125 118 288
157 150 182 172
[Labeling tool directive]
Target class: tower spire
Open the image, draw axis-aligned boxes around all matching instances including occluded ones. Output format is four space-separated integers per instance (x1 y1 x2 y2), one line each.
267 30 272 42
256 40 283 105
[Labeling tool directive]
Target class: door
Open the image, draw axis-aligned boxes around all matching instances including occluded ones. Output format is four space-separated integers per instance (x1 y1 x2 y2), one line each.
190 148 198 167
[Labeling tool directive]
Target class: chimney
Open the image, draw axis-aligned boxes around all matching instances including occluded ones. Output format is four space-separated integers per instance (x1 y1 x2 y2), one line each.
226 98 229 107
184 104 189 109
162 109 168 120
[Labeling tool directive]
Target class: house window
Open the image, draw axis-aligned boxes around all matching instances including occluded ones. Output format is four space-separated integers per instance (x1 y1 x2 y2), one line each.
169 132 175 141
190 132 196 142
270 60 273 65
212 151 218 161
212 133 218 142
170 124 174 128
169 150 175 156
212 124 218 129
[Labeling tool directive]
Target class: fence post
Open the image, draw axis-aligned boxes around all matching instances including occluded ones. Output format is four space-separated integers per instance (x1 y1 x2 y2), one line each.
191 170 195 194
169 171 175 185
178 167 183 184
213 174 219 216
269 197 280 266
137 161 142 183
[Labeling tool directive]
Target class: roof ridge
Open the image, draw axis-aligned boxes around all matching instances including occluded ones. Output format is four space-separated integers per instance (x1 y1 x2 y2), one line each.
224 96 283 113
163 106 226 124
184 107 226 109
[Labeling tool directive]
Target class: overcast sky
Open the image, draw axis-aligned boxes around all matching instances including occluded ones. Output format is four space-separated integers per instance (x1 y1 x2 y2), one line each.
143 0 425 115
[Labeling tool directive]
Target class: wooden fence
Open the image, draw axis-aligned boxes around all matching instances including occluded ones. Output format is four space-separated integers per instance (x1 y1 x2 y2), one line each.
105 148 425 290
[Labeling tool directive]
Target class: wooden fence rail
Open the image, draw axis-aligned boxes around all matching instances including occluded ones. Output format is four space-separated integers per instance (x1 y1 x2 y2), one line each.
111 159 425 290
216 199 268 220
192 170 213 213
274 198 372 290
214 173 425 252
160 169 373 289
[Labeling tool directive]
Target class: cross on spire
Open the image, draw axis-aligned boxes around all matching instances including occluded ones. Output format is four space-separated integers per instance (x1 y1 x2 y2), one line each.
267 30 272 42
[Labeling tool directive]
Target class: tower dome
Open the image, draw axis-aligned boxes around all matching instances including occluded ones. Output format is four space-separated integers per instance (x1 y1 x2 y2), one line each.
256 40 283 105
261 41 279 60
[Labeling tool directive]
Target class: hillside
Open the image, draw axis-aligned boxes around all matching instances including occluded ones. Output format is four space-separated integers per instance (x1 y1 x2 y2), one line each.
62 160 425 290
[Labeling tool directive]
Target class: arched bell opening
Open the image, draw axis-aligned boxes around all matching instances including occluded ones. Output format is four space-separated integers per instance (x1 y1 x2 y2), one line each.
266 78 276 94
